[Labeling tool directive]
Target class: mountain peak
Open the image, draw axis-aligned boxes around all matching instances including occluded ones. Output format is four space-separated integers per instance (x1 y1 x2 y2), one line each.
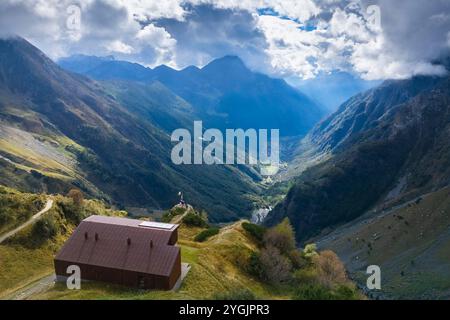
219 55 243 62
153 64 175 71
203 55 247 71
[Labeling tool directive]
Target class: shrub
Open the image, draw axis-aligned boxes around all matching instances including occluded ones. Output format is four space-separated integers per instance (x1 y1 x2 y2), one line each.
60 199 86 224
303 243 318 259
247 251 265 279
67 189 84 207
194 227 220 242
182 212 209 228
212 289 256 300
288 249 308 269
32 216 59 240
293 267 319 285
259 245 292 284
242 222 266 243
333 285 359 300
294 284 335 300
263 218 296 254
294 283 359 300
0 207 13 226
161 206 187 223
313 250 347 288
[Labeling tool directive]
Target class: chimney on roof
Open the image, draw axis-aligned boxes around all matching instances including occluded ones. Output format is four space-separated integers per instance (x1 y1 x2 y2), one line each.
84 232 88 240
150 240 153 249
95 233 99 241
127 238 131 246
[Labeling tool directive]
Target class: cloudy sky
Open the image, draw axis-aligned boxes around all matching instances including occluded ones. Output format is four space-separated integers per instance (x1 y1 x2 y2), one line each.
1 0 449 81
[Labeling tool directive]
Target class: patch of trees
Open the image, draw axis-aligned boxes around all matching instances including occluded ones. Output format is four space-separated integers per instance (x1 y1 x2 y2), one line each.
212 288 256 300
246 218 360 299
182 211 209 228
195 227 220 242
59 189 87 224
0 190 44 232
32 216 59 241
247 218 302 284
161 206 187 223
242 222 266 243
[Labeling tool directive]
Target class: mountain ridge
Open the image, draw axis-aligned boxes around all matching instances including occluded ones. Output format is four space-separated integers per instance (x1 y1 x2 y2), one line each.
0 37 262 221
267 73 450 242
59 54 324 137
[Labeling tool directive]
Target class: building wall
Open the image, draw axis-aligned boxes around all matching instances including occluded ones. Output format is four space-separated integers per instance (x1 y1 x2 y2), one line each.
168 229 178 245
168 250 182 289
54 258 181 290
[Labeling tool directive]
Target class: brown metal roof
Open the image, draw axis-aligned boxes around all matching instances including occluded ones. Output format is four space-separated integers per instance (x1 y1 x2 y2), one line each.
55 216 180 277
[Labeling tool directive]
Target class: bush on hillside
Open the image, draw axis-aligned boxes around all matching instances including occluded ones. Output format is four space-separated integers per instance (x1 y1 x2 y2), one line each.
288 249 308 269
59 199 86 224
0 209 12 226
313 250 348 288
242 222 266 243
303 243 319 259
259 245 292 284
32 216 59 240
263 218 296 254
212 288 256 300
294 283 359 300
0 192 44 232
182 212 209 228
294 284 337 300
67 189 84 207
161 206 187 223
194 227 220 242
247 251 265 279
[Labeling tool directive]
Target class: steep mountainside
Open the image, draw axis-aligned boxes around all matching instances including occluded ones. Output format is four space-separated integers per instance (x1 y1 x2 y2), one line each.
267 74 450 242
59 55 323 137
317 186 450 299
0 37 260 221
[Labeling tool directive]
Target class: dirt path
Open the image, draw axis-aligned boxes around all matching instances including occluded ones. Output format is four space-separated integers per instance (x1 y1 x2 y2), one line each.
0 199 54 244
7 274 56 300
171 205 193 224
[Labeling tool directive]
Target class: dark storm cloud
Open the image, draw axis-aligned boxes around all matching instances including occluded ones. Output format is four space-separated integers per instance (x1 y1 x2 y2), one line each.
0 0 449 79
374 0 450 62
154 4 270 70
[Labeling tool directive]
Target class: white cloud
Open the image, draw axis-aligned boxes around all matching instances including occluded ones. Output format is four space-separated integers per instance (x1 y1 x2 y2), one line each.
192 0 321 22
256 15 322 79
118 0 187 21
105 40 135 54
0 0 449 80
256 1 450 80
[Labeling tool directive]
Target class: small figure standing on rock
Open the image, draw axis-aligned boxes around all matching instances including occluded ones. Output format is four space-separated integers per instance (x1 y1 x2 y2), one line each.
178 191 186 208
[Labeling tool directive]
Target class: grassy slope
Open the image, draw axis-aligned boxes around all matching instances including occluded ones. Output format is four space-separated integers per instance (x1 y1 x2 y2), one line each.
318 186 450 299
1 191 358 300
0 189 125 298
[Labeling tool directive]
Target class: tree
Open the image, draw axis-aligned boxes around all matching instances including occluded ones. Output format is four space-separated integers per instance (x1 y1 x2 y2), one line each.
32 216 58 240
263 218 296 254
303 243 318 259
182 211 209 228
313 250 347 288
67 189 84 207
242 222 266 243
259 245 292 284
